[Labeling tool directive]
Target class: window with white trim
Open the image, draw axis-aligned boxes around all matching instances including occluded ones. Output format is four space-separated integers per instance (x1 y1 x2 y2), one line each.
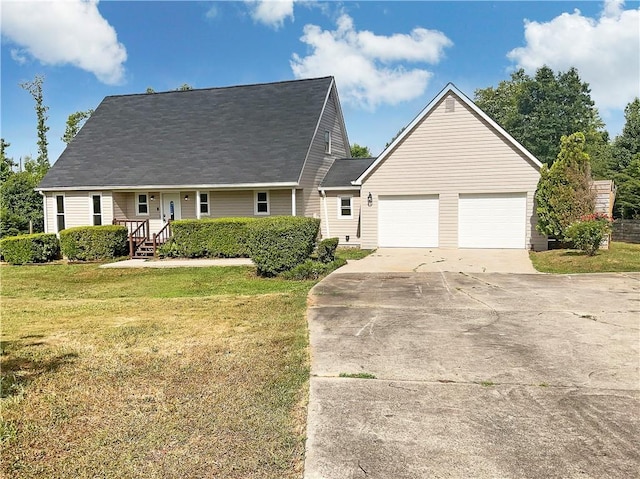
338 196 353 219
136 193 149 215
92 194 102 225
255 191 269 215
199 193 209 215
56 195 65 232
324 130 331 154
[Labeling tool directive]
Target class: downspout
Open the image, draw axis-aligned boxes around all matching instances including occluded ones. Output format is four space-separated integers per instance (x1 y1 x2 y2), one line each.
39 191 48 233
320 189 331 238
291 188 297 216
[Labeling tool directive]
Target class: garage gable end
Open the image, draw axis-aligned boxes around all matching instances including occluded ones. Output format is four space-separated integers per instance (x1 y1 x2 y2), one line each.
354 83 542 185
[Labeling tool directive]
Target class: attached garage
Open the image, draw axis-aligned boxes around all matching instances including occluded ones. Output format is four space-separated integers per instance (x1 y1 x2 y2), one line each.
378 195 439 247
354 83 547 251
458 193 527 249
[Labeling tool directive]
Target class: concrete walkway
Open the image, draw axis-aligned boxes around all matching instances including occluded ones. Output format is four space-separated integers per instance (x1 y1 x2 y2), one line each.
304 271 640 478
100 258 254 268
337 248 539 274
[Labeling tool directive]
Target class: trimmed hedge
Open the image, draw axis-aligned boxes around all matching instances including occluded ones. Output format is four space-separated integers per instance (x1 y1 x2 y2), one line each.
60 225 128 261
158 217 257 258
247 216 320 276
317 237 339 263
0 233 60 265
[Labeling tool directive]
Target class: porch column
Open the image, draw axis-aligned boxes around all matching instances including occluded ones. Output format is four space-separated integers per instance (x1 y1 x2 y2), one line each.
291 188 297 216
196 190 201 219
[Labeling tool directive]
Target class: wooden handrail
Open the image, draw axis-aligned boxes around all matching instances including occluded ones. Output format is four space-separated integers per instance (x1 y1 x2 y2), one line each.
113 218 149 258
152 220 171 256
128 220 149 258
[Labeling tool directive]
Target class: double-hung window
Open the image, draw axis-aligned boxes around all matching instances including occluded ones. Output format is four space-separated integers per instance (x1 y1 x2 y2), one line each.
137 194 149 215
255 191 269 215
56 195 65 232
92 194 102 225
199 193 209 215
338 196 353 219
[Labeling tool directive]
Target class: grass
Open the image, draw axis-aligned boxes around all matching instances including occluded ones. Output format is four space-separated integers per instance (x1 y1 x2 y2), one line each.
529 241 640 273
338 372 376 379
0 264 316 479
335 248 375 261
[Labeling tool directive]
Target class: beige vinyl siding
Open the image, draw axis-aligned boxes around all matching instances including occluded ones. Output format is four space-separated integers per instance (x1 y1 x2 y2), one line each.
180 192 196 219
61 192 92 230
324 191 362 245
113 192 128 219
45 194 55 233
112 192 161 220
361 92 543 249
299 86 349 221
207 190 292 217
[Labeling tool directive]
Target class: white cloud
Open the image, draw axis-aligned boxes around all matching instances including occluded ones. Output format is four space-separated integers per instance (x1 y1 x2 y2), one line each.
1 0 127 85
246 0 295 29
205 5 218 20
291 14 452 109
10 48 28 65
507 0 640 110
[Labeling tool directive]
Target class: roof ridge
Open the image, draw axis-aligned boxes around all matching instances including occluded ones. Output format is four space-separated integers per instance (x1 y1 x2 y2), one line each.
105 76 335 99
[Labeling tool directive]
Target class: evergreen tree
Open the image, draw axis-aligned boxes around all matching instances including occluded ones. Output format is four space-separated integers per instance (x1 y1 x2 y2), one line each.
535 133 596 239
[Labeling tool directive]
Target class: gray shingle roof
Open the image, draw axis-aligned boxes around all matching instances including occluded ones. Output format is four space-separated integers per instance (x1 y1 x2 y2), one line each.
39 77 334 189
320 158 376 188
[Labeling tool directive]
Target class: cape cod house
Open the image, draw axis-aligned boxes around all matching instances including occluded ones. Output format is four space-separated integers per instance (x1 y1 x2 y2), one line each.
37 78 548 255
37 77 359 254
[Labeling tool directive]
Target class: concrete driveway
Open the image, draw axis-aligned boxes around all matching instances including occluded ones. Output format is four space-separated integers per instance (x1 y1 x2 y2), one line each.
304 271 640 478
336 248 539 274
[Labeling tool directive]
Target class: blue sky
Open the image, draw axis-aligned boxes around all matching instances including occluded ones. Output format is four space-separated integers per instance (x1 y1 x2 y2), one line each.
2 0 639 165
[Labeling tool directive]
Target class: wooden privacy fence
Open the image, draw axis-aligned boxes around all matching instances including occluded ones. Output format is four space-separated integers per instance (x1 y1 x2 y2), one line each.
613 220 640 244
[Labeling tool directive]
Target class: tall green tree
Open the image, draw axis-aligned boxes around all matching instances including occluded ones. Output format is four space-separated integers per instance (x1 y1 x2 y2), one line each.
475 67 605 166
1 138 15 183
0 156 44 237
610 98 640 218
535 132 596 239
61 109 94 144
19 75 50 170
350 143 372 158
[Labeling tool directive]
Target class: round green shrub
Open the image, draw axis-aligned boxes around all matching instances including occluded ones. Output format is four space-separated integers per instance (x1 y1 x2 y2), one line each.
246 216 320 276
317 237 339 263
564 213 612 256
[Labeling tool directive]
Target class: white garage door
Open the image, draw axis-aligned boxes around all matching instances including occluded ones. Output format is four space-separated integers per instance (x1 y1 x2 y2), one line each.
379 195 439 247
458 193 527 248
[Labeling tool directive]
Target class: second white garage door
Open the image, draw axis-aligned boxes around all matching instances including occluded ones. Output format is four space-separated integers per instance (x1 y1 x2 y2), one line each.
458 193 527 248
378 195 439 247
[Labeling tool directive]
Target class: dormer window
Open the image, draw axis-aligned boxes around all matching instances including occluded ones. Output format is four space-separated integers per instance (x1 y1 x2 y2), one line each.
324 130 331 154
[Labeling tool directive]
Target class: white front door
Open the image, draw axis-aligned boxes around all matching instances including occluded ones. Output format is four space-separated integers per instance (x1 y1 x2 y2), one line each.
162 193 182 223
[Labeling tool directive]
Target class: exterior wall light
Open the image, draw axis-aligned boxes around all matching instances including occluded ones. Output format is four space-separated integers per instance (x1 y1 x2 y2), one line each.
184 194 189 201
367 192 373 207
150 195 155 201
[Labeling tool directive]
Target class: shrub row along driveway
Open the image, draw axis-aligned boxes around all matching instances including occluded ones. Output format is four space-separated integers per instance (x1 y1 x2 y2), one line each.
304 272 640 478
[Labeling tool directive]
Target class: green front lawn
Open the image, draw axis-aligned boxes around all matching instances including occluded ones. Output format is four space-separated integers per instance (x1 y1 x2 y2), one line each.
1 264 315 479
529 241 640 273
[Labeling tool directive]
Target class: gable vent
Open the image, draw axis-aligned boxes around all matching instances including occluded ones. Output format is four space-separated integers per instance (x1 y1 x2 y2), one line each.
445 97 456 113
